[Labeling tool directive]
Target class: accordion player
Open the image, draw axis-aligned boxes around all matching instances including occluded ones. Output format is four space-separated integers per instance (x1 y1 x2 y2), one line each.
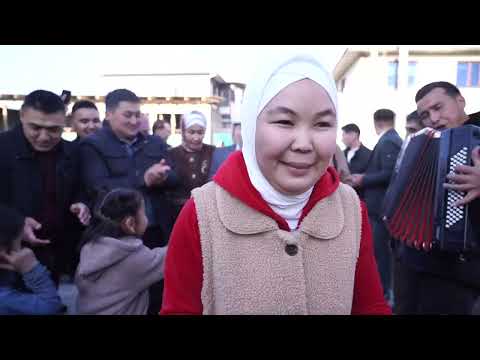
382 124 480 253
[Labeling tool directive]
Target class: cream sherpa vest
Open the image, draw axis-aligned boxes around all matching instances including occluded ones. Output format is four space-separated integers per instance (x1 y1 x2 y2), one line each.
192 182 362 315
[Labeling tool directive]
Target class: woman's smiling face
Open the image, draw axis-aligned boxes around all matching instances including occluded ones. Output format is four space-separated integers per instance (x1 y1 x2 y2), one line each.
255 78 337 195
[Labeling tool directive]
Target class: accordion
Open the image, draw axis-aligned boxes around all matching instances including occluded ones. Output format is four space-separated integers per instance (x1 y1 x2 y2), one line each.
382 124 480 253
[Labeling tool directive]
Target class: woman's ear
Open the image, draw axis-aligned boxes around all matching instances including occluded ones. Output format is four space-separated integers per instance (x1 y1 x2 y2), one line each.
120 216 136 235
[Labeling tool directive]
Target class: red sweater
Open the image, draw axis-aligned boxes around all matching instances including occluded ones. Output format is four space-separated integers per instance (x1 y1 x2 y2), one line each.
160 152 392 315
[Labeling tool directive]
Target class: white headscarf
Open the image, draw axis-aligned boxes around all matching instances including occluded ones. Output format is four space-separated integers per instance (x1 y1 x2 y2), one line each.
240 54 338 230
183 111 207 129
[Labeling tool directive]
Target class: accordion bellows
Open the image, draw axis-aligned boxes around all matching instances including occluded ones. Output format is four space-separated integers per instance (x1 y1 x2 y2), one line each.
383 125 480 253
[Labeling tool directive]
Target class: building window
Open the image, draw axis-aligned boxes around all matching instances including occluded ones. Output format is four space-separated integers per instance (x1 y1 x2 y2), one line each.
457 63 468 87
160 114 171 124
175 114 183 133
457 62 480 87
389 60 416 88
388 61 398 89
473 63 480 86
408 61 417 87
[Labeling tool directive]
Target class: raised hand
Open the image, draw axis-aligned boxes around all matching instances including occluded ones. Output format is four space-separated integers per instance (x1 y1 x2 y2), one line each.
70 203 91 226
22 217 50 246
144 159 171 187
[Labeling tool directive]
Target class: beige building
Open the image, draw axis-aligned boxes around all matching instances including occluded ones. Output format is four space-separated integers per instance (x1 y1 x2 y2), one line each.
0 72 245 147
334 46 480 149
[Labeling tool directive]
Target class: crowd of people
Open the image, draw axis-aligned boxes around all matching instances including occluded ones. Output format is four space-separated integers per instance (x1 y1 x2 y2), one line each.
1 53 479 315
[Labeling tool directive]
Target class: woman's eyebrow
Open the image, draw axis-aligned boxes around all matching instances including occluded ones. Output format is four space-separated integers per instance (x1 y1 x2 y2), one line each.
314 109 336 118
266 106 297 117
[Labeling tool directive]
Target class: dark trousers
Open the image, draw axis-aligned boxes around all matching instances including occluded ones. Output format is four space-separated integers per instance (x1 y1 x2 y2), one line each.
393 257 418 314
143 225 169 315
369 216 393 300
394 261 480 314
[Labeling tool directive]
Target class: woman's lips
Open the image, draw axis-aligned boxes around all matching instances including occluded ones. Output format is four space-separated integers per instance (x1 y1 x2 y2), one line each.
282 161 313 169
280 161 313 176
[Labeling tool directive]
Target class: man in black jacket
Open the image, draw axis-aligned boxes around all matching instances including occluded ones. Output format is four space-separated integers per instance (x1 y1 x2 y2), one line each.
341 123 372 174
395 81 480 314
350 109 402 303
0 90 90 284
79 89 178 314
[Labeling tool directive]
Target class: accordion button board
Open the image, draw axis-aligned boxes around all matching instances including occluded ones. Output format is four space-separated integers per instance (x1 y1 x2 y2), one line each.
445 147 467 229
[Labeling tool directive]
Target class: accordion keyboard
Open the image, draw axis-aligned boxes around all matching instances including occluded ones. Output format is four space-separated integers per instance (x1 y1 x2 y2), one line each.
445 147 468 229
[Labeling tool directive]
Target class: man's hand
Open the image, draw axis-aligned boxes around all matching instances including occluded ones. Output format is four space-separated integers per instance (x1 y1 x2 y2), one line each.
350 174 365 188
70 203 91 226
144 159 171 187
444 146 480 206
22 217 50 246
0 248 38 274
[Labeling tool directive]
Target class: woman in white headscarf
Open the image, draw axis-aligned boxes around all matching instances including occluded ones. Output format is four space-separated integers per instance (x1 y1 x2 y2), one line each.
160 54 391 315
168 111 216 217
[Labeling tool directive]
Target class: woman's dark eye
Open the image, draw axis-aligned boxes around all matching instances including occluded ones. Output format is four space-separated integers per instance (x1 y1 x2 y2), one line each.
315 121 331 128
275 120 293 126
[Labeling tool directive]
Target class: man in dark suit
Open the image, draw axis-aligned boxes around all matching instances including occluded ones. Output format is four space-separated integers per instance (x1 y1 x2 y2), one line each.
341 123 372 174
350 109 402 304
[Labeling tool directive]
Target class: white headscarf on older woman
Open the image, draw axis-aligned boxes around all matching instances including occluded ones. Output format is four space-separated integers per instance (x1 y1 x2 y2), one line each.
183 111 207 130
181 110 207 151
240 54 338 230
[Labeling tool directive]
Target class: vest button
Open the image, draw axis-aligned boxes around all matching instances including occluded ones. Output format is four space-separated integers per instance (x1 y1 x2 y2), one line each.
285 244 298 256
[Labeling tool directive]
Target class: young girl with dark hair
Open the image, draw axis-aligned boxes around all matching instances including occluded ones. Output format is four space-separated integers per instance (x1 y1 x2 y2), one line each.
75 188 167 315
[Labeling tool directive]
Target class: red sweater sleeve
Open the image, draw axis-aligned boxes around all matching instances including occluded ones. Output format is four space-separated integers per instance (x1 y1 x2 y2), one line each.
350 202 393 315
160 199 203 315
